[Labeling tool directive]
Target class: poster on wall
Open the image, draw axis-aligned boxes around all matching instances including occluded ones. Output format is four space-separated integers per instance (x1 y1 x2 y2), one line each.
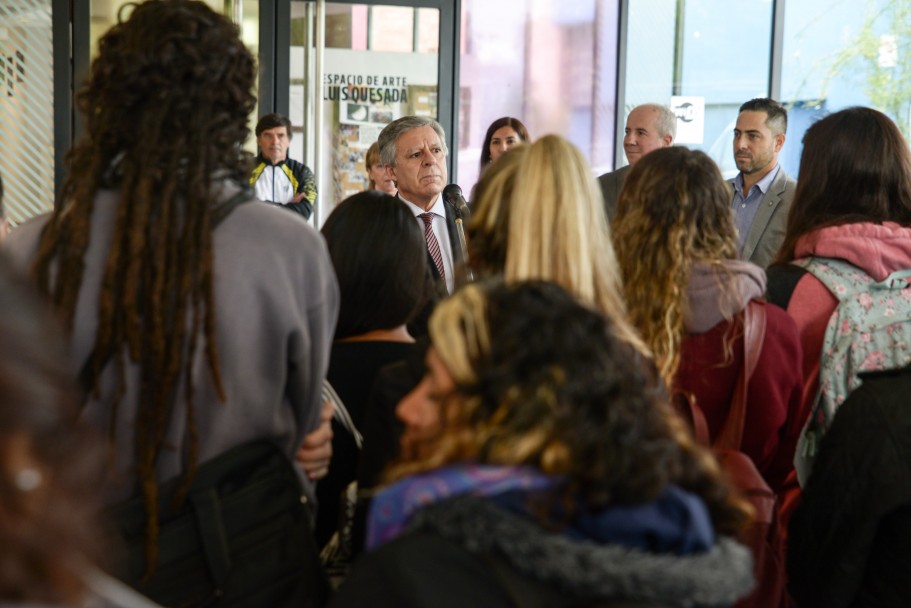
321 49 438 206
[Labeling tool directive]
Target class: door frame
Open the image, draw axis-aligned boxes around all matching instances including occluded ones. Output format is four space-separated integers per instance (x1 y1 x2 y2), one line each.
258 0 461 181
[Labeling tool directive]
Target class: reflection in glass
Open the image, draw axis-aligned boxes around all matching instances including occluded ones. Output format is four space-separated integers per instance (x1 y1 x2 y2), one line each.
457 0 619 195
89 1 260 154
1 0 54 224
624 0 773 178
782 1 911 177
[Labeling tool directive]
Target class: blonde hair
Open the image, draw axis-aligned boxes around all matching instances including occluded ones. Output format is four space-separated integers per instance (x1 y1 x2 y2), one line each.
467 135 647 354
386 281 752 535
613 147 739 385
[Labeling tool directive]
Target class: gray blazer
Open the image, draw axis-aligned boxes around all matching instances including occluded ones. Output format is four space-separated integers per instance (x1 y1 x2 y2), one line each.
597 164 631 223
730 167 797 269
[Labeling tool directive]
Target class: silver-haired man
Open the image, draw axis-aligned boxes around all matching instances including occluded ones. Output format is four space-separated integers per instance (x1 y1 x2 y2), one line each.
378 116 461 294
598 103 677 221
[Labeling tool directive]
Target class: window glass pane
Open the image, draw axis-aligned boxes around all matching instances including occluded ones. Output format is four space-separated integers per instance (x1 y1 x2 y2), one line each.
1 0 54 225
417 8 439 54
623 0 772 177
458 0 618 195
290 3 439 221
88 1 260 155
369 7 414 53
781 1 911 177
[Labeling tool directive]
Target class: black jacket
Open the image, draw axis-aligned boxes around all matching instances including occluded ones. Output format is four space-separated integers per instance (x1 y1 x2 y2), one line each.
788 366 911 607
331 496 754 608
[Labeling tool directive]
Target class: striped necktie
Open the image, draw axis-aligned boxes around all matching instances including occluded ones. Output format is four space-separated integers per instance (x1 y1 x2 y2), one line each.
419 212 446 281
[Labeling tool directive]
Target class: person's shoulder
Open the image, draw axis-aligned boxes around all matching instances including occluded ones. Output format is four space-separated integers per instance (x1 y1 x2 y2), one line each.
597 164 629 182
775 166 797 193
285 157 315 176
758 298 801 348
220 196 325 253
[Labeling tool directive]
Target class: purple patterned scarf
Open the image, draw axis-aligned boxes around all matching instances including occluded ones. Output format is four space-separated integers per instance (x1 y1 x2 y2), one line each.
366 464 559 550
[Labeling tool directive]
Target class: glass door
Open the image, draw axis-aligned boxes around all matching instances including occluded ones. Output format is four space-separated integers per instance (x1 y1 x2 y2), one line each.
1 0 56 225
285 0 457 226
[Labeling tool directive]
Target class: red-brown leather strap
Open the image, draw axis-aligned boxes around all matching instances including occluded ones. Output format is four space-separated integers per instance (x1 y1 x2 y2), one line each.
715 300 767 451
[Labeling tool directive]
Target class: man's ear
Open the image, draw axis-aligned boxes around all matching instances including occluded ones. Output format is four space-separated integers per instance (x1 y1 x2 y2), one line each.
662 134 674 147
774 133 786 153
385 164 397 182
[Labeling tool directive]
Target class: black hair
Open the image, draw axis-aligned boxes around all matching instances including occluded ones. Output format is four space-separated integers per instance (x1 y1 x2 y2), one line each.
321 191 428 339
255 113 293 137
738 98 788 135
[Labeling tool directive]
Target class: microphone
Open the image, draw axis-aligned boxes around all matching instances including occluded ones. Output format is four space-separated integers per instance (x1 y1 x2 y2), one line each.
442 183 474 282
442 184 470 219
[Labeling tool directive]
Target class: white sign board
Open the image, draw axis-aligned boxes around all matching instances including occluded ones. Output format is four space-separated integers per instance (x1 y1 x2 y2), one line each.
671 96 705 145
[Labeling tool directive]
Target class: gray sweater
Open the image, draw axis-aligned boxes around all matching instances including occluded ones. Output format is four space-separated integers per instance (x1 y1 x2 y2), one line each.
6 184 339 503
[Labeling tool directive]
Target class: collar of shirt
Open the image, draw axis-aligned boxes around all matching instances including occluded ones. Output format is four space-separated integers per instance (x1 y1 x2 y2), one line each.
731 164 781 198
399 193 445 219
256 153 288 168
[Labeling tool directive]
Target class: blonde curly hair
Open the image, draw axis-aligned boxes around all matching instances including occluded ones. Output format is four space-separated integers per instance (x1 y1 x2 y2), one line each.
388 281 750 534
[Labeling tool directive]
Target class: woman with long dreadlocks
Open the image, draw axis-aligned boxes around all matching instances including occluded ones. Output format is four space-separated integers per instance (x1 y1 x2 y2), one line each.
6 0 338 603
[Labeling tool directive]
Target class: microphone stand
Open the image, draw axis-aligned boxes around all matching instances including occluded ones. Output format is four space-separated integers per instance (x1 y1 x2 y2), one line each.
453 208 475 283
443 184 475 283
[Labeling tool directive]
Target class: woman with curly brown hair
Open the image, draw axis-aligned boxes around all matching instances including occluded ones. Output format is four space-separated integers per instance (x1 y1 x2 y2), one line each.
612 146 804 493
6 1 337 604
329 280 755 607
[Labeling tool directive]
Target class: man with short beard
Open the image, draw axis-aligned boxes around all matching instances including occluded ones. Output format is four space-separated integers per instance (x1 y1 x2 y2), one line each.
729 98 796 269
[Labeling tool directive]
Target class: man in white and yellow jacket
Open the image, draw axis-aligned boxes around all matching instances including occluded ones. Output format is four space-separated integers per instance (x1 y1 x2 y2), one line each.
250 113 318 219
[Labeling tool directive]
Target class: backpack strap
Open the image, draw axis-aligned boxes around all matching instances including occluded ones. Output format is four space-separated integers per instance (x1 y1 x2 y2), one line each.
793 256 872 302
79 187 253 398
677 391 711 447
799 257 911 292
871 269 911 290
715 300 767 452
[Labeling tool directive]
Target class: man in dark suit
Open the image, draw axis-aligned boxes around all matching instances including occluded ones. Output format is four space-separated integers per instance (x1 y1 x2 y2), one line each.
377 116 463 295
597 103 676 221
729 98 796 269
